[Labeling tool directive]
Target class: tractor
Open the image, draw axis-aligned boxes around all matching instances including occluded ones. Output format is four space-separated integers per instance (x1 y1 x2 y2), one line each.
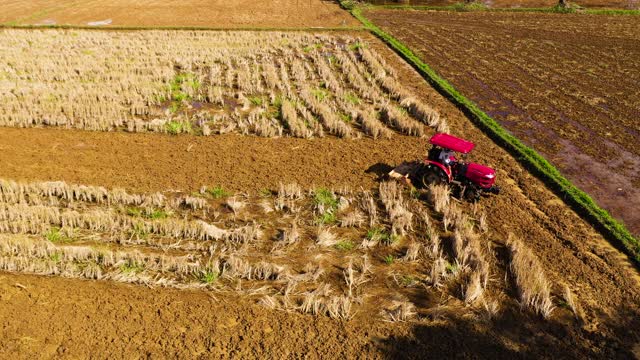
389 133 500 201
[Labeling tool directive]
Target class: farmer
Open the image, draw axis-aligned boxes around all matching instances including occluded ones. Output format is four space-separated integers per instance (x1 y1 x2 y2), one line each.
438 148 456 172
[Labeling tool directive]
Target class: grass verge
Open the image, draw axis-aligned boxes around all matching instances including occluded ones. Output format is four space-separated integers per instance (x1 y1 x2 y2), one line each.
344 4 640 265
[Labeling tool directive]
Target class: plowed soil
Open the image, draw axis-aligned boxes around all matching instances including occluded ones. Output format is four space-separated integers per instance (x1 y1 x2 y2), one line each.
366 10 640 238
0 33 639 358
366 0 637 9
0 0 358 28
0 273 563 358
0 129 425 194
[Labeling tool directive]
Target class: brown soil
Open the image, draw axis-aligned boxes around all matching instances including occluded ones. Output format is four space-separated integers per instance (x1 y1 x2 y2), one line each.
0 31 639 358
366 0 638 9
366 10 640 237
0 273 552 358
3 0 359 28
0 128 422 194
0 0 63 23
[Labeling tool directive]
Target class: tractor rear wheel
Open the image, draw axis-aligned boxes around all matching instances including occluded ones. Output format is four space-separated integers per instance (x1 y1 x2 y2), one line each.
420 166 448 188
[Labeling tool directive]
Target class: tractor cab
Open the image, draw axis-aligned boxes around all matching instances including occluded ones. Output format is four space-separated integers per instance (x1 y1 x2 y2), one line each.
426 133 476 180
427 133 475 167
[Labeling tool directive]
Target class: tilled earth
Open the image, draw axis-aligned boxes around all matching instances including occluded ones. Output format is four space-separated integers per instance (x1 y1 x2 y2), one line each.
365 0 637 8
365 10 640 238
0 32 639 358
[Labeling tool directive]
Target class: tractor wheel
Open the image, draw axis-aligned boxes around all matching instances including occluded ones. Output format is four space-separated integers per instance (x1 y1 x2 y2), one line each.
462 184 481 202
420 166 448 188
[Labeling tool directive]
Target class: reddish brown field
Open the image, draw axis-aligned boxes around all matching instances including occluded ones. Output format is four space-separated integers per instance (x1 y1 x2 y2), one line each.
366 9 640 237
0 0 358 28
0 32 639 357
367 0 638 9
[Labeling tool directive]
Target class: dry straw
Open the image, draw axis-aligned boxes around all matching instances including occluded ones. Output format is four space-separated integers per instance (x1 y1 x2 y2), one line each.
506 235 555 318
0 29 448 139
0 177 515 322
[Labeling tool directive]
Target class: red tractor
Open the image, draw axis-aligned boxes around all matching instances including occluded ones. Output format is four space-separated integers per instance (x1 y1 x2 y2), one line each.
390 133 500 201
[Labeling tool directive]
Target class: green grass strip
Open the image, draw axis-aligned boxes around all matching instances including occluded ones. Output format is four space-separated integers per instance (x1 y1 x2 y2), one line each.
369 3 640 15
585 8 640 14
344 4 640 264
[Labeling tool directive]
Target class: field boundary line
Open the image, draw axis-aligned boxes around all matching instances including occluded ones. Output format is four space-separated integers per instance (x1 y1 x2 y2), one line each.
342 3 640 265
0 24 365 32
364 3 640 15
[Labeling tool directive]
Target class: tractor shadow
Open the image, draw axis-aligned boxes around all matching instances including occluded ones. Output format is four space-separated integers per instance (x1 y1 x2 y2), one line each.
366 162 394 181
366 161 425 185
376 297 640 359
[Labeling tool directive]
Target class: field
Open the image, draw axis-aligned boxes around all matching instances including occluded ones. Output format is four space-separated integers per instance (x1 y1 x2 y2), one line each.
365 9 640 238
366 0 638 9
0 0 358 28
0 1 639 358
0 176 531 324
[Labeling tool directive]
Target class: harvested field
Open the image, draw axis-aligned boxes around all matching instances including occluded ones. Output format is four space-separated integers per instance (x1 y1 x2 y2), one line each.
365 9 640 237
0 29 639 356
0 19 639 357
0 174 638 358
0 178 498 322
0 0 358 28
0 29 447 138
